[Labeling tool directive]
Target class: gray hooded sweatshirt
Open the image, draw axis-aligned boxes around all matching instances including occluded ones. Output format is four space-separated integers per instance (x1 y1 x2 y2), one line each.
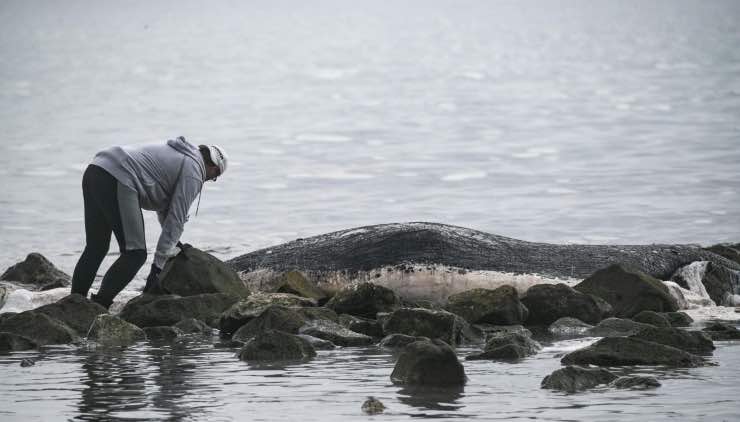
92 136 205 268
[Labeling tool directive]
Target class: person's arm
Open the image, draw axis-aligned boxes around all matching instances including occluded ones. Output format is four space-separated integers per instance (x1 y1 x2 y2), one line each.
153 175 203 269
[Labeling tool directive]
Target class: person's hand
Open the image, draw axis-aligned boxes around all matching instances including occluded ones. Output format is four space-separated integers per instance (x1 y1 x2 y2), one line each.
143 264 164 294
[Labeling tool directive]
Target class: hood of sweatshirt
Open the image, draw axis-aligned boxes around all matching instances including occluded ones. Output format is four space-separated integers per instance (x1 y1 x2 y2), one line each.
167 136 206 181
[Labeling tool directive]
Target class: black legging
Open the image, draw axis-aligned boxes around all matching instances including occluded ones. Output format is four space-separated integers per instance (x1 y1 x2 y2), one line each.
71 165 147 308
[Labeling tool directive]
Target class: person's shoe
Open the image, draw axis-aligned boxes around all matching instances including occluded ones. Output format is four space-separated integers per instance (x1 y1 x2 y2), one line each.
90 293 112 309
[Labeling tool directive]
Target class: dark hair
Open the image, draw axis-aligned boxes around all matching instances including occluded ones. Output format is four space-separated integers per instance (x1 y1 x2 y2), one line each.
199 145 216 167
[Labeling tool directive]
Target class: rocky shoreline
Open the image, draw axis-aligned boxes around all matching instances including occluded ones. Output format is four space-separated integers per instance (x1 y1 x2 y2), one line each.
2 225 740 404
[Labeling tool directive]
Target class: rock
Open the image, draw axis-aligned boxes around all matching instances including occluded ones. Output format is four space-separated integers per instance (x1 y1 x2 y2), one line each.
586 318 656 337
173 318 212 335
574 264 678 317
383 308 482 346
705 243 740 266
541 366 617 393
0 312 18 325
296 334 335 350
662 312 693 327
629 326 714 353
218 292 316 336
390 339 466 386
444 286 528 325
275 271 328 303
698 262 739 306
476 324 533 339
325 282 401 319
337 314 383 338
610 376 661 389
522 283 610 326
87 314 146 346
0 311 78 345
232 305 306 343
632 310 671 328
361 397 385 415
20 358 35 367
561 337 706 367
120 293 238 328
297 307 338 322
465 332 541 360
0 332 37 352
0 253 70 290
379 333 430 349
548 317 594 337
159 247 250 298
143 326 184 340
0 285 9 309
34 294 107 335
238 329 316 362
702 322 740 340
299 319 374 346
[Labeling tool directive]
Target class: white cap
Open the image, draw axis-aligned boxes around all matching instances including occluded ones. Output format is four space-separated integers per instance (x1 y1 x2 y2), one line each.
207 145 228 177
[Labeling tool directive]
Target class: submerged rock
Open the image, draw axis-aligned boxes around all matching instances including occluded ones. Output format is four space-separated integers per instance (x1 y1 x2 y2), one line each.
629 326 714 353
159 247 250 298
522 283 610 325
232 305 306 343
574 264 678 317
298 319 374 346
610 376 661 389
561 337 706 367
379 333 430 349
325 282 401 319
390 339 466 386
548 317 594 337
0 332 37 352
34 294 107 335
383 307 482 346
465 332 541 360
661 311 693 327
361 396 386 415
444 286 528 325
0 311 78 346
238 329 316 362
701 322 740 340
632 310 671 328
173 318 212 335
0 253 71 291
586 317 655 337
275 270 328 303
20 358 35 367
120 293 238 328
219 292 316 336
541 365 617 393
143 326 184 340
87 314 146 346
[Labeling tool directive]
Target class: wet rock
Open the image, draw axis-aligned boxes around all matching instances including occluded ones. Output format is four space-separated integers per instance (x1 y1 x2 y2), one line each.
390 339 466 386
629 326 714 353
361 397 385 415
632 310 671 328
296 334 335 350
173 318 212 335
574 264 678 317
218 292 316 336
325 282 401 319
238 329 316 362
548 317 594 337
0 311 78 345
465 332 541 360
87 314 146 346
522 283 610 325
610 376 661 389
159 247 250 298
20 358 35 367
383 308 482 346
337 314 383 338
34 294 107 335
444 286 529 325
275 270 328 303
299 319 374 346
706 243 740 266
698 262 739 307
561 337 706 367
541 365 617 393
586 317 656 337
143 326 184 340
701 322 740 340
0 312 18 326
120 293 238 328
297 307 339 323
662 311 693 327
0 332 37 352
232 305 306 343
0 285 9 309
0 253 70 290
379 333 430 349
476 324 533 339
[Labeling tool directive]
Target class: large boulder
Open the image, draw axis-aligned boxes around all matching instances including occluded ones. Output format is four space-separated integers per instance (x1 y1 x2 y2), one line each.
159 247 250 298
119 293 238 328
561 337 706 367
34 294 107 335
465 332 541 360
702 322 740 340
337 314 383 338
0 285 9 309
541 366 617 393
297 307 339 322
548 317 593 337
522 283 610 325
325 282 401 319
445 286 528 325
0 332 37 352
1 253 70 290
390 339 466 386
232 305 306 343
218 292 316 336
298 319 374 346
671 261 740 306
173 318 212 335
0 311 78 345
586 317 655 337
87 314 146 346
574 264 678 317
629 326 714 353
662 312 693 327
632 310 671 328
383 308 482 346
274 271 328 303
705 243 740 266
238 329 316 362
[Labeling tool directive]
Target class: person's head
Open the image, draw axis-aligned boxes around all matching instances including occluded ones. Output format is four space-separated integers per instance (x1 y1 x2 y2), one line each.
199 145 228 182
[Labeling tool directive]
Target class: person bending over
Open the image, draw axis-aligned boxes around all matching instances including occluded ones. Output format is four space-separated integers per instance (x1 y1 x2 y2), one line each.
70 136 228 308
